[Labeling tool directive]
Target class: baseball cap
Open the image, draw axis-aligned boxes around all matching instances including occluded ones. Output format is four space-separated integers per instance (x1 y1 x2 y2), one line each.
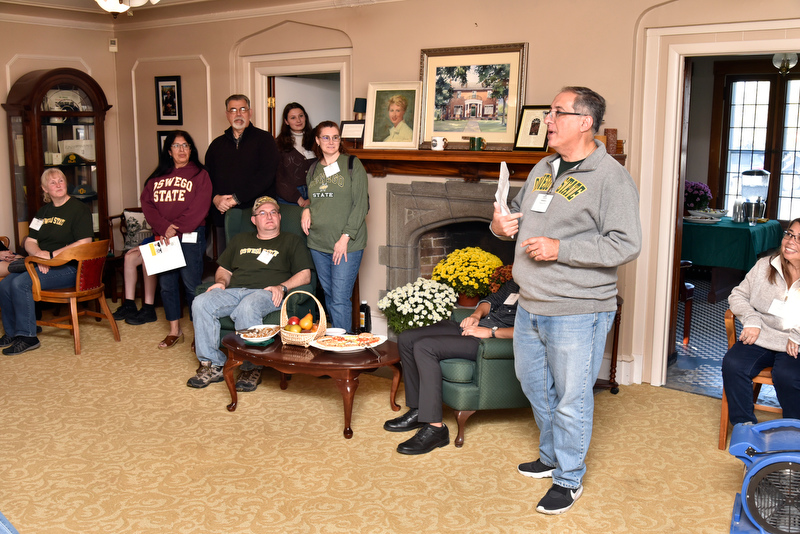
252 196 279 215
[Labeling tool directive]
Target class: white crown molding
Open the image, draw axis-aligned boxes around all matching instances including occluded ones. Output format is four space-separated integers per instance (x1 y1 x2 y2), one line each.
0 0 402 32
0 11 112 30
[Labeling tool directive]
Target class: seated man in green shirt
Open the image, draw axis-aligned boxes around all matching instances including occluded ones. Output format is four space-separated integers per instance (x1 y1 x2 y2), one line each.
188 196 313 389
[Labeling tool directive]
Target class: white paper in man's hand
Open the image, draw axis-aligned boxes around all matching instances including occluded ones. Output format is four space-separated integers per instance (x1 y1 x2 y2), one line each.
495 161 511 215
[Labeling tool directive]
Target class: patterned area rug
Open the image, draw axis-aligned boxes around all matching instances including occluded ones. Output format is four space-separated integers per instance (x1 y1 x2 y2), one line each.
666 277 779 408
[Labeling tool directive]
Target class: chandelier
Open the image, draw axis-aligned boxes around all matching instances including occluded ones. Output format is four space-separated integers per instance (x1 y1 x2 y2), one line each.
95 0 161 15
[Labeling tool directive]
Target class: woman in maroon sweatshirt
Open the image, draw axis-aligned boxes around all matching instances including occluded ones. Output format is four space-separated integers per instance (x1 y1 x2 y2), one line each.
141 130 212 349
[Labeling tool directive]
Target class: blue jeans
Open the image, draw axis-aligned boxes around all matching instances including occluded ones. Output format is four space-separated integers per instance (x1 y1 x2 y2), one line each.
191 287 280 366
513 306 615 489
159 227 205 322
722 341 800 424
277 185 308 205
310 248 363 331
0 265 77 338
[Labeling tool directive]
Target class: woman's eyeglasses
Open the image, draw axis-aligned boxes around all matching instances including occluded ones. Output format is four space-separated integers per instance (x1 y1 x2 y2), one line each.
783 230 800 243
171 143 191 150
319 135 341 142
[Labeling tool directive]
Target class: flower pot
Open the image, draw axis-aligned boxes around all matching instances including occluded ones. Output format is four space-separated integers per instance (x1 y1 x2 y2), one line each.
457 293 481 307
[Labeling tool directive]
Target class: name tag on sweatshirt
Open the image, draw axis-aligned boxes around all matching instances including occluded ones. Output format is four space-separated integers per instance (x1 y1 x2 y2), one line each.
324 162 340 177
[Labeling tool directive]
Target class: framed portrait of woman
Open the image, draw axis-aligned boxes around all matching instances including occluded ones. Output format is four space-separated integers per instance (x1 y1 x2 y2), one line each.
364 81 422 150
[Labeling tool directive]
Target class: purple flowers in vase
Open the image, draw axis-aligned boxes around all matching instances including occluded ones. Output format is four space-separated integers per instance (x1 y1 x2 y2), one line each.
685 181 712 209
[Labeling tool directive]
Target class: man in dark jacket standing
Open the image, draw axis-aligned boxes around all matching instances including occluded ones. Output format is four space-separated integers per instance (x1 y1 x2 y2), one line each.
205 94 279 251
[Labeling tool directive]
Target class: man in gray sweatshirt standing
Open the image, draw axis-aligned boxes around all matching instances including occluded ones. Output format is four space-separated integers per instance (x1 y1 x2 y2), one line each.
491 86 641 515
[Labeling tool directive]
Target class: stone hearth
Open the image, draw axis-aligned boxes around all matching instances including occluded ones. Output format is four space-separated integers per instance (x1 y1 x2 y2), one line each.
379 180 520 291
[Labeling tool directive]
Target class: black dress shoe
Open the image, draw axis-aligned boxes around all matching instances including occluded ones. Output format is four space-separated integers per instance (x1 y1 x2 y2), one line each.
397 424 450 455
383 408 424 432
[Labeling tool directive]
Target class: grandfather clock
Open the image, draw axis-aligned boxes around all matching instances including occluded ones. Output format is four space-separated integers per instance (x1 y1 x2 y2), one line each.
3 68 111 249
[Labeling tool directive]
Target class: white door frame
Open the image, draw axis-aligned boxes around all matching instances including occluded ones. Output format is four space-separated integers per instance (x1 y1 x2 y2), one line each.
237 48 352 131
638 20 800 386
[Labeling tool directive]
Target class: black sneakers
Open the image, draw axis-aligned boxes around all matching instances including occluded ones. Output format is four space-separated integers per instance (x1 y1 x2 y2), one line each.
112 299 138 320
2 337 41 355
517 458 556 479
0 334 14 348
536 483 583 515
125 305 157 325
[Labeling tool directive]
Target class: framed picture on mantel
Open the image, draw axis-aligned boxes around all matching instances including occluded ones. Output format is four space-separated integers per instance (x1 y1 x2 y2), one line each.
514 105 549 151
419 42 528 149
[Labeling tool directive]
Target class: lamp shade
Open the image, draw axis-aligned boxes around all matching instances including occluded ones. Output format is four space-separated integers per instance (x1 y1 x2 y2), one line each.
353 98 367 114
95 0 130 13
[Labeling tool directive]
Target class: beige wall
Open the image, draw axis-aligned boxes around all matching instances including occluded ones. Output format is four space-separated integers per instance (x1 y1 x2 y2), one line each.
4 0 800 383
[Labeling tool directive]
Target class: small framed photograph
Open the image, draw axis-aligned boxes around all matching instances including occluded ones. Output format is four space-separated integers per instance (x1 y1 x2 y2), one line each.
157 130 171 153
340 120 366 149
155 76 182 125
364 81 422 150
514 106 549 151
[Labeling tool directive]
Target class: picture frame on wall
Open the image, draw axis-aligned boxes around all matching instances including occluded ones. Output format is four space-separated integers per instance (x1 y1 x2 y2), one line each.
155 76 182 125
363 81 422 150
514 105 550 151
157 130 171 153
419 43 528 149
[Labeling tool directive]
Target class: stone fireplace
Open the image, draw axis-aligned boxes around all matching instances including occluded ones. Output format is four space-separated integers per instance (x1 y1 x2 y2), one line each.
379 180 520 291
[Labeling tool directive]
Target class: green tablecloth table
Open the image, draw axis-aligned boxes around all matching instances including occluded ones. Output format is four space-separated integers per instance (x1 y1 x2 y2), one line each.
681 217 783 302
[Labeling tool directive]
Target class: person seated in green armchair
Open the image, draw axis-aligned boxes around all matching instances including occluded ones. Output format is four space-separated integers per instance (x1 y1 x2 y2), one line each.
188 196 313 391
384 279 520 455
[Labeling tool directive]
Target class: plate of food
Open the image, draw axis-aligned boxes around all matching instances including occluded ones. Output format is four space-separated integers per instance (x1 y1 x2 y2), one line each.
238 324 281 344
310 333 387 353
684 215 720 225
688 208 727 218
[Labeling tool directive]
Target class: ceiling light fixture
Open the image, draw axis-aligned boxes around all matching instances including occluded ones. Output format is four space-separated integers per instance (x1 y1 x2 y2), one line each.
772 53 798 76
95 0 161 17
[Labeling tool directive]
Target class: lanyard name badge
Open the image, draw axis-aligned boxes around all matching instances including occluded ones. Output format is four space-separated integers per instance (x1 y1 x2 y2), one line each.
324 161 340 178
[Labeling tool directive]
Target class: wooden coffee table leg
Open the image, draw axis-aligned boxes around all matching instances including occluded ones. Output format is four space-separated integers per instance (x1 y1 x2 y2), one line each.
224 358 243 412
333 374 360 439
389 362 401 411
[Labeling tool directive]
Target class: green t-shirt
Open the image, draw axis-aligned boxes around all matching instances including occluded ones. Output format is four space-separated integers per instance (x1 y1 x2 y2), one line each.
218 231 313 289
28 197 93 252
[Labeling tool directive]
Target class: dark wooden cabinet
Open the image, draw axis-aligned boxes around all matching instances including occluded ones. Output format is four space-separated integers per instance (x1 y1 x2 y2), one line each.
3 68 111 249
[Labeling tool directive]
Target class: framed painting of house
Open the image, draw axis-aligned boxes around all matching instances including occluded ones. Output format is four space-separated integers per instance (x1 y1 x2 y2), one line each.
514 105 550 151
364 81 422 149
419 43 528 150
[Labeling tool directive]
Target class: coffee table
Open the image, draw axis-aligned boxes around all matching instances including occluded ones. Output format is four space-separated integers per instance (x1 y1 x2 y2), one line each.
221 333 401 438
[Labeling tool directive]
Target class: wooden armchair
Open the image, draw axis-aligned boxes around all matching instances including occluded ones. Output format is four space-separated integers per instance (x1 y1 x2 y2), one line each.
26 240 120 355
719 309 781 449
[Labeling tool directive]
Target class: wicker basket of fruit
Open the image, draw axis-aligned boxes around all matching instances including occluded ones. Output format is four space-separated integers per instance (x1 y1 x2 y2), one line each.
280 290 327 347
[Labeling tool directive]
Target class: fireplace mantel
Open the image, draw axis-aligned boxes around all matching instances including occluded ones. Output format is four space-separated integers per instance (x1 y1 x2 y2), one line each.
350 148 627 182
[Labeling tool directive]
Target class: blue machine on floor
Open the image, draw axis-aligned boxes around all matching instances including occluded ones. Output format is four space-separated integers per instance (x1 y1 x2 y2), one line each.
729 419 800 534
0 509 19 534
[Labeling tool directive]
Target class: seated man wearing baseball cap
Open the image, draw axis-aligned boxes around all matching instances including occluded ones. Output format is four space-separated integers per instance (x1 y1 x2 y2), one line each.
188 196 313 389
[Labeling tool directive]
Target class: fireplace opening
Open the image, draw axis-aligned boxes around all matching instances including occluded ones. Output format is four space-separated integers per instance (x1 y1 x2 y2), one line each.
418 221 516 279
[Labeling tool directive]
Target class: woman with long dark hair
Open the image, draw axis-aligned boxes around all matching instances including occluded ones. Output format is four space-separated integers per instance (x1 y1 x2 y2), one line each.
140 130 212 349
275 102 315 207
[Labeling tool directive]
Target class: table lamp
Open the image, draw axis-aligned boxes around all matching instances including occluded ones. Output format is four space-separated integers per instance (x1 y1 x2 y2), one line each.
353 98 367 121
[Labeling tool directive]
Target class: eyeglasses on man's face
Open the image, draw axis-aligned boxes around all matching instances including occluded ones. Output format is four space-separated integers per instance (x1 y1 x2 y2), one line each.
542 109 584 120
227 106 250 115
319 135 341 142
783 230 800 243
254 209 279 218
171 143 191 150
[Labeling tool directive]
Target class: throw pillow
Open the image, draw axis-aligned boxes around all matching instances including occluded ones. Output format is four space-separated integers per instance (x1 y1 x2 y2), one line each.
122 210 153 250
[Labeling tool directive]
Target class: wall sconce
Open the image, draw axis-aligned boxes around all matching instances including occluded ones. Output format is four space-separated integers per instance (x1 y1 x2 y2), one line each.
353 98 367 121
772 53 798 76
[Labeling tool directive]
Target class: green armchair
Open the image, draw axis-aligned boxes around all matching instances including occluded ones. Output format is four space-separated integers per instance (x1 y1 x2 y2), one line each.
440 308 530 447
195 204 317 342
